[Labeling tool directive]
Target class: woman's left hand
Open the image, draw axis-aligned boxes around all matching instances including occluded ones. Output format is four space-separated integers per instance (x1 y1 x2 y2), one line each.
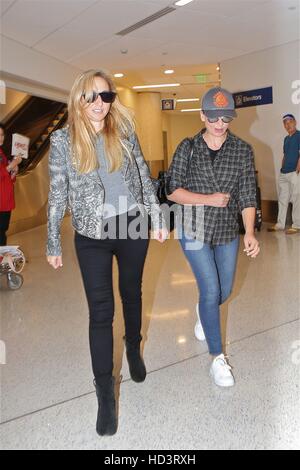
153 228 169 243
243 233 260 258
10 166 19 179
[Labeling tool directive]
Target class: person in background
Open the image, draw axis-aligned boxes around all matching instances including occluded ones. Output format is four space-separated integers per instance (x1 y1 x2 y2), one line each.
0 123 22 246
167 87 260 389
268 114 300 234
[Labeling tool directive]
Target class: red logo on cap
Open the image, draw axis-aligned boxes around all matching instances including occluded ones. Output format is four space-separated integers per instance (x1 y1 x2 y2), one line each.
213 91 229 108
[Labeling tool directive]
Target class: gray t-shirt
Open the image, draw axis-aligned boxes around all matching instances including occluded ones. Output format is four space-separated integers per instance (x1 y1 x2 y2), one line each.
96 136 137 219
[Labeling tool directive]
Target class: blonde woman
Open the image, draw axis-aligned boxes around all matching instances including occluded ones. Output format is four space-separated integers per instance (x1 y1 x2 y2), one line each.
46 70 167 436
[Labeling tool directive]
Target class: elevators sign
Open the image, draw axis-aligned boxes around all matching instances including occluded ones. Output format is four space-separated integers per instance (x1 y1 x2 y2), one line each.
233 87 273 109
162 99 176 111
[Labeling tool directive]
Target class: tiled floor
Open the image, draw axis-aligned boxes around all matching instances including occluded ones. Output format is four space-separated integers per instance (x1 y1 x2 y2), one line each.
0 219 299 450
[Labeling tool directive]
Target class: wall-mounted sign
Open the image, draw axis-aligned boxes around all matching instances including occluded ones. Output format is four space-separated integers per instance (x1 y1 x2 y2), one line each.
233 87 273 109
162 99 175 111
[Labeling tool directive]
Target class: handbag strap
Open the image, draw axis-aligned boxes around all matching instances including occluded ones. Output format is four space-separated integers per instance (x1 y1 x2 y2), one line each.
185 138 194 181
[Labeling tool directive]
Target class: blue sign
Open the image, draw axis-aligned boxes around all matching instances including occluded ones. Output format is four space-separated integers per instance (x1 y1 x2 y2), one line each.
233 87 273 109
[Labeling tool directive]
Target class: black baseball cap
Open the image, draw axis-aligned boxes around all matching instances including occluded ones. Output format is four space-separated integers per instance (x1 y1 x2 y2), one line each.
202 87 237 119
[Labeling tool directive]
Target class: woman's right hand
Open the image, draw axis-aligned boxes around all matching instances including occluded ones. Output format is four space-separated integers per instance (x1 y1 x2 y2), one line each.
153 228 169 243
47 256 63 270
208 193 231 207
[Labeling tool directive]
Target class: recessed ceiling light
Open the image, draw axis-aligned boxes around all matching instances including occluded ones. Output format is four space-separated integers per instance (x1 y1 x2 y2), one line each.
177 336 187 344
133 83 180 89
164 70 174 74
177 98 199 103
114 73 124 78
175 0 194 7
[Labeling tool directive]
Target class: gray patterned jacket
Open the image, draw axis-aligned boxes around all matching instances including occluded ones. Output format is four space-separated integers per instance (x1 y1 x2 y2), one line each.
47 127 165 256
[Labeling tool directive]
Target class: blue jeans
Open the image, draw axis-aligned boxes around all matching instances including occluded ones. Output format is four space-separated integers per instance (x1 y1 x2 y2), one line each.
180 234 239 355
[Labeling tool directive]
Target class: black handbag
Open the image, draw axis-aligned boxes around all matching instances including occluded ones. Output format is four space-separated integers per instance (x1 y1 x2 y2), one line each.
153 171 176 232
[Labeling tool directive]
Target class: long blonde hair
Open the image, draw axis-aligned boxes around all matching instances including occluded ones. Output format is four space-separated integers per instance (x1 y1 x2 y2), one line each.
68 69 135 174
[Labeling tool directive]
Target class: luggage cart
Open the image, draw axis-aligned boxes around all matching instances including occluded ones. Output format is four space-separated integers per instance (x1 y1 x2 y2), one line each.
0 247 25 290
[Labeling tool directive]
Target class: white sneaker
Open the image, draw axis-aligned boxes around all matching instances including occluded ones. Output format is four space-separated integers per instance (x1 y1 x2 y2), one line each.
194 304 206 341
210 354 235 388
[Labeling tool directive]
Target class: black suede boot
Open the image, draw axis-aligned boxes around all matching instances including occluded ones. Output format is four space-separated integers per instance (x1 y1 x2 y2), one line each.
94 376 117 436
125 339 147 383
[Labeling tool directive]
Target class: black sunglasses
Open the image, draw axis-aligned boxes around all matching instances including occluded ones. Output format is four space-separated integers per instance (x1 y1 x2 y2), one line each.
206 116 234 124
82 91 117 104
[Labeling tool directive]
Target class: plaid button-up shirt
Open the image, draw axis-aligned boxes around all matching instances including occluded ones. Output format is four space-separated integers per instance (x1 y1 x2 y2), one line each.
167 130 257 245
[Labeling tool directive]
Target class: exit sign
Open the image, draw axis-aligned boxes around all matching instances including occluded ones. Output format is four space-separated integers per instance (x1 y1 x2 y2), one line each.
195 74 207 84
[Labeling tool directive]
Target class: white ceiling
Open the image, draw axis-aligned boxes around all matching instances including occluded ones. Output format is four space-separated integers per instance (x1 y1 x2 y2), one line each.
1 0 299 105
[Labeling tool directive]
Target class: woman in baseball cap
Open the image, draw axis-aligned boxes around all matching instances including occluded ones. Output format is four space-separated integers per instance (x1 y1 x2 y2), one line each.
167 87 260 388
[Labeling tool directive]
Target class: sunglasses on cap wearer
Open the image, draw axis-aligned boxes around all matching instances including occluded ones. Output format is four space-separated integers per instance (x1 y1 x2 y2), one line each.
205 115 234 124
82 91 117 104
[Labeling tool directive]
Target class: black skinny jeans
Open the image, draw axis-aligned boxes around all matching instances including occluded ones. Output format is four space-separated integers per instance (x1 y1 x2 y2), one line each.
74 211 149 383
0 211 11 246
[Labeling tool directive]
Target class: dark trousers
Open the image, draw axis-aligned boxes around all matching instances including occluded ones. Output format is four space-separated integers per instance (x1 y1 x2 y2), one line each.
74 212 149 382
0 211 11 246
